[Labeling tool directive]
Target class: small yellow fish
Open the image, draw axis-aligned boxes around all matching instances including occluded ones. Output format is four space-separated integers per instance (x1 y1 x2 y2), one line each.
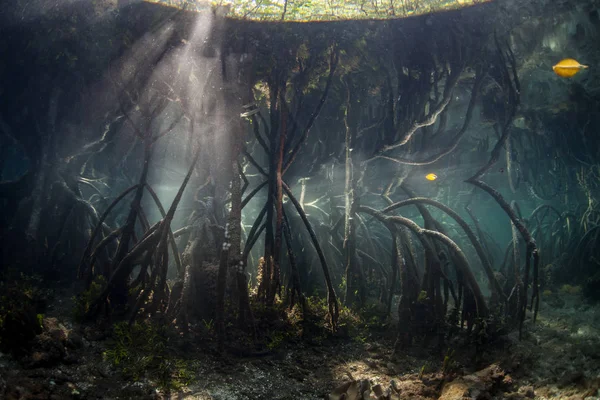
552 58 588 78
425 173 438 181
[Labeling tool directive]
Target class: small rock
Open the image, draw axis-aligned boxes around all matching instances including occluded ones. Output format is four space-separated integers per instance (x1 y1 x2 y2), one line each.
440 364 508 400
386 362 398 374
439 380 470 400
372 383 385 397
31 352 46 364
518 385 535 398
63 354 80 365
365 343 379 352
67 332 84 349
42 318 60 331
49 328 67 343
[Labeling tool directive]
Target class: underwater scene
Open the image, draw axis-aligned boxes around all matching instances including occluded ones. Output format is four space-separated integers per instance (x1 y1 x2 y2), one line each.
1 0 600 399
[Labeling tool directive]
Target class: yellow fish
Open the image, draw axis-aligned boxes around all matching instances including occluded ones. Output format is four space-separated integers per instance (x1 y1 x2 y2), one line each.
425 173 438 181
552 58 588 78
